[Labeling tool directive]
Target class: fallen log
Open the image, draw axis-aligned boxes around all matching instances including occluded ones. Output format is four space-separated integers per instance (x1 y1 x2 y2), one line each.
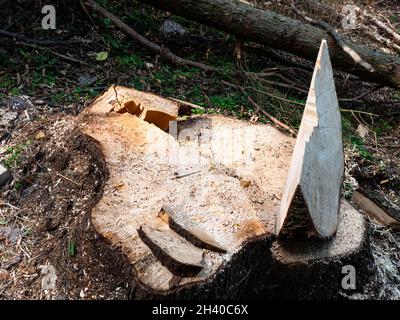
137 0 400 89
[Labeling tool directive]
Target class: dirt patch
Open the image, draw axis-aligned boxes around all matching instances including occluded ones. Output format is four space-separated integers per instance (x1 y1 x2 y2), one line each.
0 116 133 299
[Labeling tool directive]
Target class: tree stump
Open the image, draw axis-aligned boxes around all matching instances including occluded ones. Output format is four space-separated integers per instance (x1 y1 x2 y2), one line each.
75 82 371 298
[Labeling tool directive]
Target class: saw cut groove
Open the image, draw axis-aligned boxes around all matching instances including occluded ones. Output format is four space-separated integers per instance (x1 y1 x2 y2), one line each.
159 205 227 253
138 225 204 277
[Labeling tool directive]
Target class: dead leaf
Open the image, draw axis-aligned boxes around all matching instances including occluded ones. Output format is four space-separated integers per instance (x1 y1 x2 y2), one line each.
240 179 251 188
1 253 22 270
0 227 21 245
356 124 369 139
0 269 9 281
35 131 45 140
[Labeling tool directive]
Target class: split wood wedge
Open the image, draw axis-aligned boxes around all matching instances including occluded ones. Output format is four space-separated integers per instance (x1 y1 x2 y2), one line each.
276 40 344 239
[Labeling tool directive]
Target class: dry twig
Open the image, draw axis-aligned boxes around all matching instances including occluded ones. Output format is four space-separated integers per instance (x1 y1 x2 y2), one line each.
15 42 89 65
221 80 297 135
0 29 82 46
85 0 216 73
339 85 384 102
290 0 375 73
357 8 400 45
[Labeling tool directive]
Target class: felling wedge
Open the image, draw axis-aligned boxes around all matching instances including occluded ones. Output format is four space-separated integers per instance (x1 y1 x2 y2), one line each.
276 40 344 239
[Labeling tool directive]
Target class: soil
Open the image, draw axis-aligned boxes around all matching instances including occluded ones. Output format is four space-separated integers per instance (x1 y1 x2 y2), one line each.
0 116 133 299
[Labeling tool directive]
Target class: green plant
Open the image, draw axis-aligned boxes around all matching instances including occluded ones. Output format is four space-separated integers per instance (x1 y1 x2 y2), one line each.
126 8 159 31
9 87 21 96
374 120 394 136
117 54 144 69
63 86 98 103
390 15 399 24
343 182 356 200
0 77 14 88
210 94 245 111
14 181 23 191
68 240 77 257
103 33 120 49
2 140 31 169
29 71 56 93
349 136 373 161
103 17 112 27
191 108 205 115
186 84 204 104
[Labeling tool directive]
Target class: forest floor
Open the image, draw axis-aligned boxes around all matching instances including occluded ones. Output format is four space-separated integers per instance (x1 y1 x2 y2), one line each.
0 0 399 299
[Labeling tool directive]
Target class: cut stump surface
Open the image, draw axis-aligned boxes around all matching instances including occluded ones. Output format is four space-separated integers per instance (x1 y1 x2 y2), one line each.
77 86 368 298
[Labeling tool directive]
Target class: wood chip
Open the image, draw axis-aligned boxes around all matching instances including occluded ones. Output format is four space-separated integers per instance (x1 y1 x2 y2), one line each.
351 191 400 229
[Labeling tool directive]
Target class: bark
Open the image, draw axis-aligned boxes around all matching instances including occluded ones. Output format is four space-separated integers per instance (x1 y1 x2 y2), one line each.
137 0 400 89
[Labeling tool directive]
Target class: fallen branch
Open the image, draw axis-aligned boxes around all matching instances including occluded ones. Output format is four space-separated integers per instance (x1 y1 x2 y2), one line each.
360 25 400 55
255 77 308 94
358 8 400 45
243 45 314 72
138 0 400 88
57 173 81 187
352 190 400 230
0 29 81 46
171 169 202 179
15 41 89 65
169 97 205 111
251 96 296 135
290 0 375 73
339 109 378 117
293 0 400 54
245 86 305 106
85 0 216 73
0 201 21 211
79 0 98 28
338 85 384 102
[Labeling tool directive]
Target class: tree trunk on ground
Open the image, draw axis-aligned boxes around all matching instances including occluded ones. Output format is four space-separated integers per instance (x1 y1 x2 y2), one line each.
137 0 400 89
